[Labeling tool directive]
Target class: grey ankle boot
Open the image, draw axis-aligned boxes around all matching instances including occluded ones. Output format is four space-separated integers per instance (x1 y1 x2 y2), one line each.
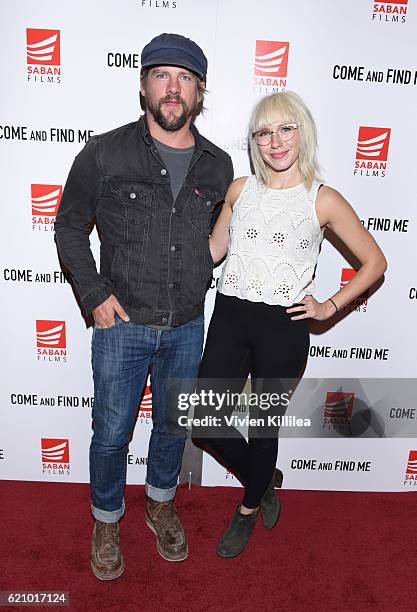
217 506 258 558
260 468 282 529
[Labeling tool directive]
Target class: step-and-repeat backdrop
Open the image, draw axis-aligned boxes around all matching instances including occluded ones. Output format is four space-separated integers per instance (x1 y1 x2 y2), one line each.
1 0 416 492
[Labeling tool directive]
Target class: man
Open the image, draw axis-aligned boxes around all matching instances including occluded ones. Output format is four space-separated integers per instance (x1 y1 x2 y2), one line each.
55 33 233 580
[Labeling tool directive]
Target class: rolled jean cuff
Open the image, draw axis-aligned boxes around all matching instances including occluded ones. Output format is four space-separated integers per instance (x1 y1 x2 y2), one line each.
91 499 125 523
145 482 176 502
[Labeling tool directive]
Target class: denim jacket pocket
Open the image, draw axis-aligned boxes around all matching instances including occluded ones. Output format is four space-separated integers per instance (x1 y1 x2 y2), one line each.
109 181 154 224
189 188 219 302
98 180 154 241
100 179 155 303
190 187 218 236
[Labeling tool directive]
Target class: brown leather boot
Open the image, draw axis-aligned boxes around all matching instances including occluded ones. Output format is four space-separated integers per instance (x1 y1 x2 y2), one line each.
146 498 188 561
90 520 125 580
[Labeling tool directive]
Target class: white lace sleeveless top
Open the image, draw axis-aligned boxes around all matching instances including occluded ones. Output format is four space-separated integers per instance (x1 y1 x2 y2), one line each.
217 175 324 306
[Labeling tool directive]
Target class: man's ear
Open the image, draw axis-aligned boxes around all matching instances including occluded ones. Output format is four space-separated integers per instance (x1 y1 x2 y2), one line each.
197 79 206 102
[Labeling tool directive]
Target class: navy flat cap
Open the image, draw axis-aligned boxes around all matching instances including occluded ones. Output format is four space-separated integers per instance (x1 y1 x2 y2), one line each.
141 33 207 80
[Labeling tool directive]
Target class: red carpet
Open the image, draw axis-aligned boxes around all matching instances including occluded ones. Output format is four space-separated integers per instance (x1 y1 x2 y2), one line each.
1 480 416 611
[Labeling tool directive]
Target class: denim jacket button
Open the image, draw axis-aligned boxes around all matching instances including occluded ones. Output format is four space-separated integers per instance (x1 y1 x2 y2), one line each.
130 192 136 200
162 317 168 324
160 168 167 176
170 245 176 252
206 200 211 206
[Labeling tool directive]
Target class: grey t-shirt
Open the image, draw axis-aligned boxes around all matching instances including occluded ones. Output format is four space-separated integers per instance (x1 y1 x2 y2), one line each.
154 138 194 201
147 139 195 330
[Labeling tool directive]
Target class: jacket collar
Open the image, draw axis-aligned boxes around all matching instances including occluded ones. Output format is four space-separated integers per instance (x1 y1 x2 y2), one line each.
138 113 217 157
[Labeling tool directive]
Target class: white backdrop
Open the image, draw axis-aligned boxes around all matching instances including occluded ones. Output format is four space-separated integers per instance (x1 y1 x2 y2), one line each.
1 0 416 492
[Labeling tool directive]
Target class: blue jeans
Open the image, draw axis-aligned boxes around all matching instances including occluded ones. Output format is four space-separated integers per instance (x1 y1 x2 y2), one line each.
89 314 204 523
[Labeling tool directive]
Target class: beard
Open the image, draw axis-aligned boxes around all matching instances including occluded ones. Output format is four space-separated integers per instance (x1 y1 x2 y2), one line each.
147 94 196 131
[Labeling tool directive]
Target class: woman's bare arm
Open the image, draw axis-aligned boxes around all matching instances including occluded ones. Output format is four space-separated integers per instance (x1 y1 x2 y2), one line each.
288 186 387 320
209 176 248 264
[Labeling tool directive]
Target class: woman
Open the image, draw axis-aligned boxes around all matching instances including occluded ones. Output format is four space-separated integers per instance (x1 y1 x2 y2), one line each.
192 91 387 558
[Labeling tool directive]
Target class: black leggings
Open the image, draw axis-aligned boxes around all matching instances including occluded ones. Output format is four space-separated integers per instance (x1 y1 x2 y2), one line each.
193 292 310 509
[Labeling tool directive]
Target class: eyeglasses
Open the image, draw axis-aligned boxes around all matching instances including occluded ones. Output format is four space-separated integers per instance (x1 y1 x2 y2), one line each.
252 124 300 146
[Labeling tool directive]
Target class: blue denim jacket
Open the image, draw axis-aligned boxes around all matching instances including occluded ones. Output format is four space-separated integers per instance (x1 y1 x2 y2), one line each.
55 115 233 326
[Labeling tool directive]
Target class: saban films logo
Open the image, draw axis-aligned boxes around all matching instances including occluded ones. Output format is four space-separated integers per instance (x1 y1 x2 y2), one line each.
26 28 61 84
41 438 70 475
137 385 152 422
253 40 289 94
31 184 62 232
354 126 391 177
404 450 417 486
372 0 408 23
36 320 67 362
323 392 354 430
340 268 369 312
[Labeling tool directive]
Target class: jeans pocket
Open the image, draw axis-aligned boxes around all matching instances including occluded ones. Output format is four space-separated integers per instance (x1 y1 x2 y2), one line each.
94 314 124 331
93 323 116 331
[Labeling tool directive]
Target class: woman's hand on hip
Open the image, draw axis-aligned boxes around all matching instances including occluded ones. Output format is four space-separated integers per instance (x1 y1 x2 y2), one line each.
286 295 335 321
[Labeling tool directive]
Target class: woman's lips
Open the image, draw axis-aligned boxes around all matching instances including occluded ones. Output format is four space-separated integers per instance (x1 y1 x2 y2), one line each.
270 150 289 160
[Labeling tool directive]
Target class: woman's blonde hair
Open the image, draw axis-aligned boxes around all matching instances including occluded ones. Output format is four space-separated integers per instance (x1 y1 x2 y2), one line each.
249 91 321 190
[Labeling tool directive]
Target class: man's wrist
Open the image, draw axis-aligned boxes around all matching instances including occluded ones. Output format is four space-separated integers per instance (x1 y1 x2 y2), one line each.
83 285 114 316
